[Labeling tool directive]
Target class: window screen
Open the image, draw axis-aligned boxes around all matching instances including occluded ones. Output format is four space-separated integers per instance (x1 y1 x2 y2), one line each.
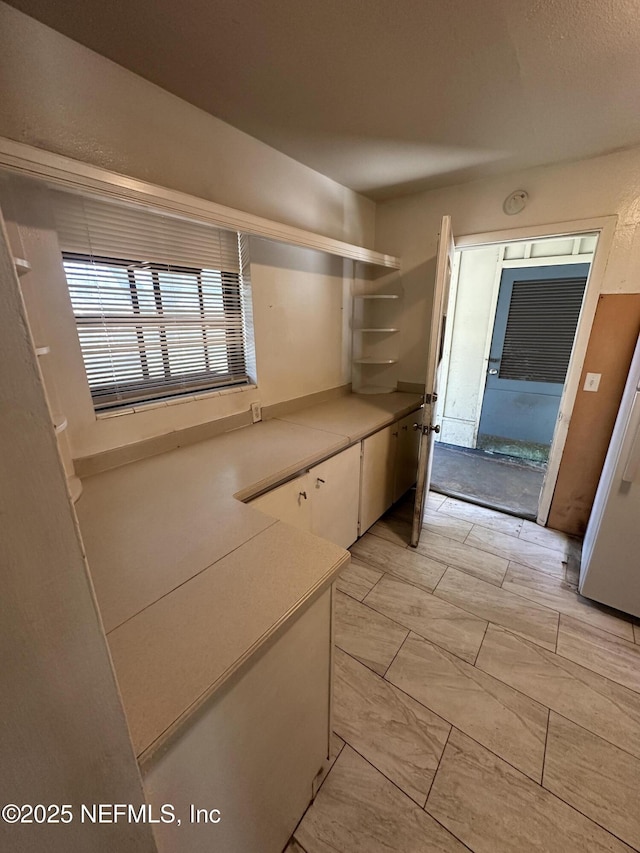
53 191 250 410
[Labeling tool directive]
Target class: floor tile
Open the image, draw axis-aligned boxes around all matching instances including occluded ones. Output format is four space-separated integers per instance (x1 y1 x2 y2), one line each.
565 556 581 588
285 839 308 853
427 491 447 510
438 496 524 537
350 533 446 593
503 562 634 641
544 712 640 850
334 590 408 676
435 567 558 650
557 615 640 693
368 515 412 547
334 648 450 805
313 732 345 795
295 745 467 853
519 519 577 555
415 530 508 586
426 728 632 853
336 559 383 601
466 525 565 577
422 508 473 543
365 575 487 664
476 624 640 760
388 495 416 523
386 633 547 781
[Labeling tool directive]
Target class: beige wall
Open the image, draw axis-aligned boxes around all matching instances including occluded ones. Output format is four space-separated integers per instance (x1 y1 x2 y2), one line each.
376 145 640 387
250 239 351 407
1 179 353 459
0 3 374 248
0 3 368 460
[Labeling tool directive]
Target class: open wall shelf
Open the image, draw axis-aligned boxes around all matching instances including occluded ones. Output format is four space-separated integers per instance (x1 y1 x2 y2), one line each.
352 286 403 394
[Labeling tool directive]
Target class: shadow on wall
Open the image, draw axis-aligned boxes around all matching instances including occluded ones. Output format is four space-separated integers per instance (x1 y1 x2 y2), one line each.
396 256 438 386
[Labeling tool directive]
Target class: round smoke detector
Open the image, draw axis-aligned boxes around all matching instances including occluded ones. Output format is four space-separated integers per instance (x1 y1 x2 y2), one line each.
503 190 528 215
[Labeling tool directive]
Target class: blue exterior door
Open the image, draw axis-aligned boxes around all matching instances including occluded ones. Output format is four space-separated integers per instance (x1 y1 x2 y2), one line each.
477 263 589 461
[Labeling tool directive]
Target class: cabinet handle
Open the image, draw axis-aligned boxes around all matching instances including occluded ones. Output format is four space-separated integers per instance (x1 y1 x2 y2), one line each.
392 431 399 437
299 491 308 500
402 425 408 431
316 478 325 485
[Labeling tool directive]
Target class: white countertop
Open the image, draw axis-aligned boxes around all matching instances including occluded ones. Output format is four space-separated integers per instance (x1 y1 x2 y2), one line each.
76 392 421 760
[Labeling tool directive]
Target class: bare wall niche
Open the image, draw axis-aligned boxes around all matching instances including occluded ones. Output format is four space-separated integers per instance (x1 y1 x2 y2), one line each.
549 294 640 535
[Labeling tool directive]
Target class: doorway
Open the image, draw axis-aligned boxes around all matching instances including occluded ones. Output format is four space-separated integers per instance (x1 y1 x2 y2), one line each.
431 234 597 520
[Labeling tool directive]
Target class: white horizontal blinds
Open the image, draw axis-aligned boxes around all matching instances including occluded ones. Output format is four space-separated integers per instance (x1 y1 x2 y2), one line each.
52 191 240 273
53 190 248 409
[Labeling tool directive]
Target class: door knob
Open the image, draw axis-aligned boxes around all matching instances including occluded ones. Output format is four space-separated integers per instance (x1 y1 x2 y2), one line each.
488 368 498 375
414 423 441 435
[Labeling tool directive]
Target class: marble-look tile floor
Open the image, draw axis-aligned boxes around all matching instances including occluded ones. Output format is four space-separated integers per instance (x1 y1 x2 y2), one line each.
287 493 640 853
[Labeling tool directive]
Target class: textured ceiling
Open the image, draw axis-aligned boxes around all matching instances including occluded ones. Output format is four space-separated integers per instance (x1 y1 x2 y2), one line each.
6 0 640 199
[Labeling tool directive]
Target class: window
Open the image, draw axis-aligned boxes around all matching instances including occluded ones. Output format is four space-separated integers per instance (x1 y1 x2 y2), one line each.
53 190 251 410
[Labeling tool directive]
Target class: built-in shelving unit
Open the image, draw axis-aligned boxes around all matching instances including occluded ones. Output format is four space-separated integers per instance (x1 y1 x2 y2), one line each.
352 287 403 394
357 294 400 299
12 252 83 504
354 357 398 364
14 257 31 277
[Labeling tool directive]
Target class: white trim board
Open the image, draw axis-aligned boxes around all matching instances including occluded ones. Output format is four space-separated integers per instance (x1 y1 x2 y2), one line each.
0 137 400 270
448 216 616 526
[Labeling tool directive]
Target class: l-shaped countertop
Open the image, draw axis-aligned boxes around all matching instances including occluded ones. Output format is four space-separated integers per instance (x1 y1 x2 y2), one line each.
76 391 421 762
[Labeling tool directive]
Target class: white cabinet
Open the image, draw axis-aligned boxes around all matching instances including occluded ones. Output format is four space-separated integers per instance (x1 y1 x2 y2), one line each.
360 424 397 533
394 412 421 502
145 589 332 853
309 443 361 549
250 411 420 545
250 474 311 532
250 445 361 549
360 413 421 533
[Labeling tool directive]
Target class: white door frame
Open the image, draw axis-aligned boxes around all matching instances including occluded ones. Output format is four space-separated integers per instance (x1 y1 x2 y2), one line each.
455 215 617 525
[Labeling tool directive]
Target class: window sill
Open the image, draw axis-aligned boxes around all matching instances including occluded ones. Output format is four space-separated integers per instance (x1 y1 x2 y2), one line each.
96 384 258 420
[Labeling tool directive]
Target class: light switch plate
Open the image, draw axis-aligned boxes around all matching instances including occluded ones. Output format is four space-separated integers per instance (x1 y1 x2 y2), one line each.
584 372 601 392
251 401 262 423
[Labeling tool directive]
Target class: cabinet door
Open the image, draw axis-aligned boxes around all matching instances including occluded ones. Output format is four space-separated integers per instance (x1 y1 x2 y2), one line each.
360 425 397 534
394 412 421 502
250 473 311 531
145 590 331 853
310 444 361 549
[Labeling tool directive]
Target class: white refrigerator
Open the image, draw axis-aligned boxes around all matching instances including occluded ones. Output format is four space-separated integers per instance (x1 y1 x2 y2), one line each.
580 333 640 617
